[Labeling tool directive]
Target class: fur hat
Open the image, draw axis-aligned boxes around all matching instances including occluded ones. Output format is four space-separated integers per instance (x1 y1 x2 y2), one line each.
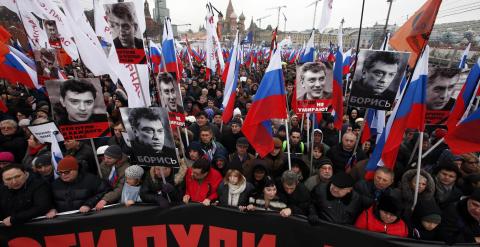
125 165 144 180
58 156 79 171
377 194 402 217
104 145 123 160
331 172 354 188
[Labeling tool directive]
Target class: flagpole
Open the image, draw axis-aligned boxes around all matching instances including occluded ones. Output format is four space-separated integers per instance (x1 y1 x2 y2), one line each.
310 114 316 175
412 131 424 210
306 113 310 152
285 117 292 170
90 139 103 178
408 136 420 165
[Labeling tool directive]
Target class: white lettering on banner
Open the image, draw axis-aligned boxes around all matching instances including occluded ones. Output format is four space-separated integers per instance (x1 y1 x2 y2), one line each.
350 96 392 108
297 107 328 113
125 64 141 97
316 102 325 107
137 156 178 165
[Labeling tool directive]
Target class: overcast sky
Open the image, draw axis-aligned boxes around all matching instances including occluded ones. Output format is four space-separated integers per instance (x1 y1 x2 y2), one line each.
81 0 479 32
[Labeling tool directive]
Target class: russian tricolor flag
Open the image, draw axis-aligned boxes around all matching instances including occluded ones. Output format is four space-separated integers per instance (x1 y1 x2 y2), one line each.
332 49 344 130
299 30 315 63
161 18 178 73
242 48 287 157
222 32 240 124
50 132 64 179
458 43 470 70
361 108 385 145
365 46 429 179
342 49 352 76
445 106 480 154
149 40 162 73
0 45 39 89
447 58 480 131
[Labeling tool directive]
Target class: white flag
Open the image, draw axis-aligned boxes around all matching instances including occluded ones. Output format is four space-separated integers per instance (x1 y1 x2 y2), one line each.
318 0 333 33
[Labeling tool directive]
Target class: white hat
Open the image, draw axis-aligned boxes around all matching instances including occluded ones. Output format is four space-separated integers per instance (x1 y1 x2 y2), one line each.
18 119 31 127
96 145 109 155
233 107 242 116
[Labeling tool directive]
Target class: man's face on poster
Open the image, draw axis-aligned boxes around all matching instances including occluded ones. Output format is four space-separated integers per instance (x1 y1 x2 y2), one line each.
109 14 136 48
160 81 177 112
45 24 58 39
60 90 95 122
303 69 326 99
362 61 398 95
133 117 165 152
426 75 458 110
40 54 55 73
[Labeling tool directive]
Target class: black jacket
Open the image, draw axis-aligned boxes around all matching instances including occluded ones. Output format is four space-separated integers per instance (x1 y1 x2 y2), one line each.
0 130 27 163
439 199 480 244
309 182 362 225
0 174 52 225
51 172 110 212
66 142 97 175
217 181 254 207
354 180 398 210
326 144 367 173
277 182 311 216
140 172 180 208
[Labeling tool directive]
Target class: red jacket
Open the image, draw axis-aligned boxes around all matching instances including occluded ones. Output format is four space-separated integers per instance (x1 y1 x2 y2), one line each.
355 206 408 238
185 167 222 202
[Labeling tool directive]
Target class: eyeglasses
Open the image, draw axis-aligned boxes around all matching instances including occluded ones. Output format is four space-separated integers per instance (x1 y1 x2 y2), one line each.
56 170 72 175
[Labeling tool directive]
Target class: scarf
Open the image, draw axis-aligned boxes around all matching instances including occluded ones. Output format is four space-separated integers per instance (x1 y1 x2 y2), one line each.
121 183 142 204
228 180 247 206
29 144 46 155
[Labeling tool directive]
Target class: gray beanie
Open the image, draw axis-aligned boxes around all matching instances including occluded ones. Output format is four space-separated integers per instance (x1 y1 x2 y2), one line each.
125 165 144 180
104 145 123 160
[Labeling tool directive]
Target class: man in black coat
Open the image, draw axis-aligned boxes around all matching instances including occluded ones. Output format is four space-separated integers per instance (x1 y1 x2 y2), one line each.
326 132 367 174
276 170 311 216
46 156 110 217
0 119 27 163
309 172 362 225
439 188 480 244
354 167 398 209
0 164 52 226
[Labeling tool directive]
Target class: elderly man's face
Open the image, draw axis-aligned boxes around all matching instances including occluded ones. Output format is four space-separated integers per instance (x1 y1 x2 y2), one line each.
160 81 177 112
363 61 398 95
426 75 458 110
0 122 16 136
342 134 356 151
134 118 165 151
60 91 95 122
303 70 326 99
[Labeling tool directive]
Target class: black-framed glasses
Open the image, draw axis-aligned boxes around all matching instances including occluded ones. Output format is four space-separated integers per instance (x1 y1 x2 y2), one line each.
56 170 72 176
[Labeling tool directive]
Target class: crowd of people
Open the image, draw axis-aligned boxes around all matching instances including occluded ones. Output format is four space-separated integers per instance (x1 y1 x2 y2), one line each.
1 58 480 245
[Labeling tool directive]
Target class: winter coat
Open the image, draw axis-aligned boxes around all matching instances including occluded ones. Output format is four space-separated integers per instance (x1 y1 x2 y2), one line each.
51 172 110 212
184 167 223 202
309 182 363 225
99 157 130 203
217 180 254 207
397 169 436 213
277 182 311 216
0 130 27 163
188 123 221 142
66 142 98 175
140 172 181 208
22 145 49 169
354 180 399 210
326 144 367 174
355 206 409 238
0 174 52 225
247 195 288 212
260 153 288 179
439 199 480 244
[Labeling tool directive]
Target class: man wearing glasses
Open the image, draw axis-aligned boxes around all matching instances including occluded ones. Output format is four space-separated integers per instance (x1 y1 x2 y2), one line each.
107 3 144 49
46 156 110 218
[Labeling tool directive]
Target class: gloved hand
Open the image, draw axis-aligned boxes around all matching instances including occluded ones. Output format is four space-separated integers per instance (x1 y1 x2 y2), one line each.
308 214 321 225
161 182 174 194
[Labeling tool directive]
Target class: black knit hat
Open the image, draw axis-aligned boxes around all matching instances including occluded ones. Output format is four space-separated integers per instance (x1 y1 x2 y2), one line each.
104 145 123 160
331 172 354 188
377 194 402 217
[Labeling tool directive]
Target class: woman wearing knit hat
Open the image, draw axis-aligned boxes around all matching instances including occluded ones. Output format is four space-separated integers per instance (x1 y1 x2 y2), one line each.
121 165 144 207
354 194 409 238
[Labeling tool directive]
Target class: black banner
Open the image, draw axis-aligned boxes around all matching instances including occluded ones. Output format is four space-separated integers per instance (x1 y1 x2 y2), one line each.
0 205 469 247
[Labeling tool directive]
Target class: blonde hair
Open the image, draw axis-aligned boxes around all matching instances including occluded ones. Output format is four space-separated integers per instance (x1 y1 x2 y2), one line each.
224 169 245 184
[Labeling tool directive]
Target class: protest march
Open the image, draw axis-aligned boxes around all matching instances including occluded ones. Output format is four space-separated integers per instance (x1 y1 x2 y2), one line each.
0 0 480 246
